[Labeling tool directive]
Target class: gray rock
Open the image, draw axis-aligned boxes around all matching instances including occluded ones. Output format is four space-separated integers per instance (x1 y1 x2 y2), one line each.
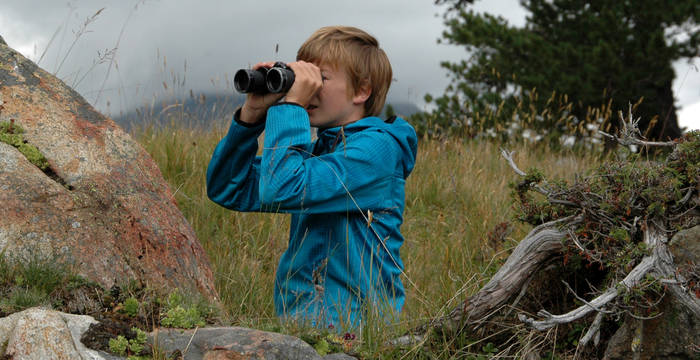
0 307 105 360
669 225 700 266
151 327 322 360
322 353 358 360
603 296 700 359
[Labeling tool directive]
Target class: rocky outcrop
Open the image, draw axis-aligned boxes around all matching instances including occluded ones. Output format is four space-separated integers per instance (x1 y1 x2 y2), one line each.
603 225 700 359
0 39 217 299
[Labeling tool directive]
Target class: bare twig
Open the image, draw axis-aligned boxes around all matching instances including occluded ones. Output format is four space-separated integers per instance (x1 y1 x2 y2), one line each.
597 106 674 147
500 149 527 177
579 311 604 348
501 149 580 208
518 255 655 331
599 130 675 147
561 280 614 315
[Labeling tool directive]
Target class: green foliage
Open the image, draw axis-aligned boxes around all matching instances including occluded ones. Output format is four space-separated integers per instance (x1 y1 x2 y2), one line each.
121 297 140 317
297 328 356 356
108 327 148 359
160 305 205 328
510 166 572 224
108 336 128 356
159 290 211 329
511 130 699 330
423 0 698 141
0 121 49 170
314 338 331 356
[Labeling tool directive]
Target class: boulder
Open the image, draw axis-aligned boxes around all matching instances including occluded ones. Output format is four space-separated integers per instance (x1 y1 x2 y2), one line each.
669 225 700 267
152 327 356 360
0 307 105 359
603 225 700 359
0 38 217 300
603 297 700 360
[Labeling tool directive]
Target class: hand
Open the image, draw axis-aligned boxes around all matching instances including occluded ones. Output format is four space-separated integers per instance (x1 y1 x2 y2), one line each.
284 61 322 108
239 62 285 125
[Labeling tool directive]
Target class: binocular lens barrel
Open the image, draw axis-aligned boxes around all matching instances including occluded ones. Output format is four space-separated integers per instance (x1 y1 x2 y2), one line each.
233 63 295 94
234 68 267 94
266 67 295 94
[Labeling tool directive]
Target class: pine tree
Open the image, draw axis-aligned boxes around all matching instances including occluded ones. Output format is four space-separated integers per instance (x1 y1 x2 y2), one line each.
431 0 699 141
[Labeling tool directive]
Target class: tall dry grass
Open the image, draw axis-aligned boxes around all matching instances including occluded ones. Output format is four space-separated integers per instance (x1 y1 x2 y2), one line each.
134 122 601 355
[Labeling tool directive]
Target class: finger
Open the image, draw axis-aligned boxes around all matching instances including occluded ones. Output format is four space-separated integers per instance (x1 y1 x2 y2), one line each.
252 61 276 70
288 61 321 83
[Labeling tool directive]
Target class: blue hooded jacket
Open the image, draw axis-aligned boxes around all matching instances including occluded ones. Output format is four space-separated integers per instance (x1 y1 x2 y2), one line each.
206 103 417 328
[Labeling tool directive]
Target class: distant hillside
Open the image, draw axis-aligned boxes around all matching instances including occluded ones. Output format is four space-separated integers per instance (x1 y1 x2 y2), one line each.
112 92 421 131
112 92 245 131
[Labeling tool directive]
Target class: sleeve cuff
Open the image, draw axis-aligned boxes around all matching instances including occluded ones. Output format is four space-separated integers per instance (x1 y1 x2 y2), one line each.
233 107 265 128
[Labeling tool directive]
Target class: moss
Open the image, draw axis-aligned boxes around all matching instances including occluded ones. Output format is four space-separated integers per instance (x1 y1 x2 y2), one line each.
0 121 49 170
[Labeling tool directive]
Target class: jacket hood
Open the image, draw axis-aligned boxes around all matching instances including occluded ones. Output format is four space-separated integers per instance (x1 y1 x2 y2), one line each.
316 116 418 178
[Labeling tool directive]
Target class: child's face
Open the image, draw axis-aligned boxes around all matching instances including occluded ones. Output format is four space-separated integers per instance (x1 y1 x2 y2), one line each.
305 63 367 128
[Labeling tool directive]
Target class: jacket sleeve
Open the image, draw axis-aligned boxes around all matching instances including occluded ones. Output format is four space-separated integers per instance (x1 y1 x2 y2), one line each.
259 103 400 214
206 110 266 211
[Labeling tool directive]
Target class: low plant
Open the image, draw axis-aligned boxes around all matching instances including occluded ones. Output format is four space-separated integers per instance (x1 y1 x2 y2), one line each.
297 327 357 356
121 297 140 317
159 290 215 329
0 254 94 315
108 326 148 359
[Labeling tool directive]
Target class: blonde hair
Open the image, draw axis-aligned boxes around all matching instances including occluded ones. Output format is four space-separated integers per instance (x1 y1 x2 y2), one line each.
297 26 392 117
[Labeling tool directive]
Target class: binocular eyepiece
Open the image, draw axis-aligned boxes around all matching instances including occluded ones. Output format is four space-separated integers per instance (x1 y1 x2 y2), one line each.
234 62 295 94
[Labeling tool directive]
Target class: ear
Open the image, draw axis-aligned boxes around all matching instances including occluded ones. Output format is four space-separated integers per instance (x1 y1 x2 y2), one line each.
352 80 371 105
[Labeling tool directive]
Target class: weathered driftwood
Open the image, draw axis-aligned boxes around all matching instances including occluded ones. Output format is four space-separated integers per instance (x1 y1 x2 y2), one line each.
415 215 578 337
400 217 699 353
400 121 699 351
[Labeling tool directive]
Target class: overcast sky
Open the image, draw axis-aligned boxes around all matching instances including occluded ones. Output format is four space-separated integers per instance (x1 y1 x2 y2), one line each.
1 0 698 130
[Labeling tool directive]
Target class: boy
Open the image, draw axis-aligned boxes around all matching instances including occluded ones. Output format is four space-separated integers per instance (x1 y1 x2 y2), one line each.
206 26 417 329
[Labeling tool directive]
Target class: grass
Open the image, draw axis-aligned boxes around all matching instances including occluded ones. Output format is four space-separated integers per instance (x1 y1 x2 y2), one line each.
133 121 601 357
0 254 93 315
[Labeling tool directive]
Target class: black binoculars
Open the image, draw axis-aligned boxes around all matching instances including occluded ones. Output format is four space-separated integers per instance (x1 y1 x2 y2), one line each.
234 62 295 94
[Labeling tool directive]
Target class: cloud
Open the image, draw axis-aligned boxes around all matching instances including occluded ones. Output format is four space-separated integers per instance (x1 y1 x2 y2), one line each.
0 0 697 130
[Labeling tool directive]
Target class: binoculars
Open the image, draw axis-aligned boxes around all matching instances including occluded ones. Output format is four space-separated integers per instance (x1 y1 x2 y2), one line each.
234 62 295 94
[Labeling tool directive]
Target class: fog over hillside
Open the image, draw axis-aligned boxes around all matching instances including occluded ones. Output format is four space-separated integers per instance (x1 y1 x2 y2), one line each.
1 0 698 129
112 91 421 131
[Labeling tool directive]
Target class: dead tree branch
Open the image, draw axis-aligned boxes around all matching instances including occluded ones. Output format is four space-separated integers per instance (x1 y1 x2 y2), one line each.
598 107 675 147
421 216 580 335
